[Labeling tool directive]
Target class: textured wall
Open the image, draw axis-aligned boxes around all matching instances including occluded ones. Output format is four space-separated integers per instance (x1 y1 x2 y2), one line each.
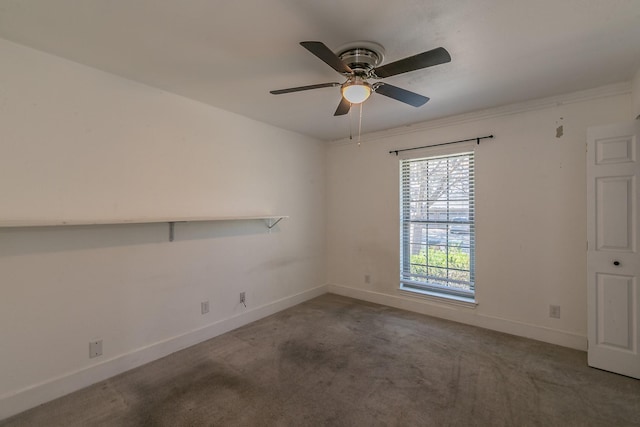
0 39 326 418
326 87 631 350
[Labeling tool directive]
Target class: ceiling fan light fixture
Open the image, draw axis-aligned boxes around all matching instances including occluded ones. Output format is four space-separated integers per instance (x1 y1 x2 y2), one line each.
342 78 371 104
271 41 450 118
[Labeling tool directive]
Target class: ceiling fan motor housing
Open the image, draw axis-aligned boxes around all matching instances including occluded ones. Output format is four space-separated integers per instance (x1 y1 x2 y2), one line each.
339 48 380 73
336 41 385 77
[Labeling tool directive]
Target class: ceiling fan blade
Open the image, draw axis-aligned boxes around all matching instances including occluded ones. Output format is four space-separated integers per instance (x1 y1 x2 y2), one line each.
270 82 340 95
374 83 430 107
300 41 353 75
334 97 351 116
373 47 451 78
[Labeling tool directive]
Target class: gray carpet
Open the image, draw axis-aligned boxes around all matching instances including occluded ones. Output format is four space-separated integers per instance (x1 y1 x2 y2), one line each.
2 294 639 426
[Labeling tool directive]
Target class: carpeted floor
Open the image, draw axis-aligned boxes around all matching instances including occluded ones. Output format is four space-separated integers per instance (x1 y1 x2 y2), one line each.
2 294 639 426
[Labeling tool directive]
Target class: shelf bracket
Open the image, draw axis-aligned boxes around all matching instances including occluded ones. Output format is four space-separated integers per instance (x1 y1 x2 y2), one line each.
266 217 284 230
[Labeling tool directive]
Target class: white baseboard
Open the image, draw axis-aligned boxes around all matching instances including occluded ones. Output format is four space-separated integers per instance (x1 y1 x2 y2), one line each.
2 283 587 420
0 284 327 421
328 284 587 351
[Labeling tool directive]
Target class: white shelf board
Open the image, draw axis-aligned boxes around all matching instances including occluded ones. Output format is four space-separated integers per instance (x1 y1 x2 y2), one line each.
0 215 289 228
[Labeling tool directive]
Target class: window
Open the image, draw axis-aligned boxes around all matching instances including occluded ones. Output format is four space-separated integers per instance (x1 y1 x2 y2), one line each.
400 151 475 301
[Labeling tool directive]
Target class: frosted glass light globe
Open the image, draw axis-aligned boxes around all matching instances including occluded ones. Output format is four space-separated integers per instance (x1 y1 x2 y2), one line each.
342 82 371 104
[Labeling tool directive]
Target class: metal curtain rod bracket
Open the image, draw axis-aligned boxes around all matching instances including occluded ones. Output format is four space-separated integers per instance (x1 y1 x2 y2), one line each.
389 135 494 156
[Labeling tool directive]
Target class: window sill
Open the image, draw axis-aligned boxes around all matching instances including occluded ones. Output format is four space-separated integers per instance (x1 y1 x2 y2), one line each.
398 286 477 309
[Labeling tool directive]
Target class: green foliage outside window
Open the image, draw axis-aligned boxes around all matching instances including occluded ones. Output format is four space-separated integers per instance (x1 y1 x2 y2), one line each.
410 246 470 285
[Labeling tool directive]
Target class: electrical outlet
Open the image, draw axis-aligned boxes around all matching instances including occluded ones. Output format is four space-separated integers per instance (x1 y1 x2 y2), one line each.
201 300 209 314
364 274 371 284
549 305 561 319
240 292 246 307
89 340 103 358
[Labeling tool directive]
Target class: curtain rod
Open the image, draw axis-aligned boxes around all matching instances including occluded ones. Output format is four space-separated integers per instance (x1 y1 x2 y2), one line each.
389 134 494 156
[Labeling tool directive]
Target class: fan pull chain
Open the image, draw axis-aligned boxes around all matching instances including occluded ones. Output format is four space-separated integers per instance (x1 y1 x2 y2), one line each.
348 103 353 140
357 102 363 146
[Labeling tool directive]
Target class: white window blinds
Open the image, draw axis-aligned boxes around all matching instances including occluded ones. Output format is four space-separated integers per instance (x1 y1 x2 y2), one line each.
400 152 475 300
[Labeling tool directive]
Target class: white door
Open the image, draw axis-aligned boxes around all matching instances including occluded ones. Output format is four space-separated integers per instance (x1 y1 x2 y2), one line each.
587 121 640 379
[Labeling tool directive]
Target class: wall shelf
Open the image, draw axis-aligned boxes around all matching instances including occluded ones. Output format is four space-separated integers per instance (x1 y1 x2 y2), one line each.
0 215 289 241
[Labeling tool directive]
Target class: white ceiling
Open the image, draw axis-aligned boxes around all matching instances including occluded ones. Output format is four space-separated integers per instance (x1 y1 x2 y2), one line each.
1 0 639 141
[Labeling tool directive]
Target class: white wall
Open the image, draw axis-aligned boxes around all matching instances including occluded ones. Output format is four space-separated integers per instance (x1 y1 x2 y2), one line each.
0 39 326 419
326 85 631 351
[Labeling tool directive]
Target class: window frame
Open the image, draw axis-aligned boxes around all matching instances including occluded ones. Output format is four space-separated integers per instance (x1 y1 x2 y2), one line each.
399 150 476 303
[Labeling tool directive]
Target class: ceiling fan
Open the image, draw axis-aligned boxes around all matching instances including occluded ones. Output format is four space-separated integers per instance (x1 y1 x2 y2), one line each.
270 41 451 116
